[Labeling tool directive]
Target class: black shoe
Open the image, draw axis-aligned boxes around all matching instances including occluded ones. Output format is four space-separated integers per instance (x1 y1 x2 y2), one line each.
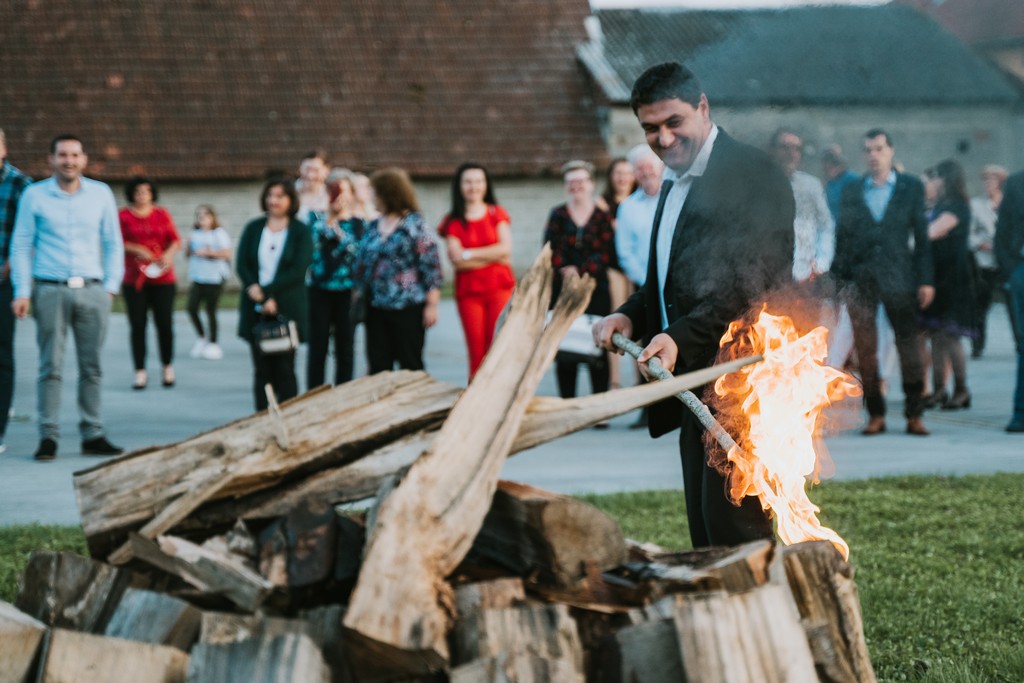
942 391 971 410
82 436 124 456
1007 416 1024 433
922 391 947 410
34 438 57 461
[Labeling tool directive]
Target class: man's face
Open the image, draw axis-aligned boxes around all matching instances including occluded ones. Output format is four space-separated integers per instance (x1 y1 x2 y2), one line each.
863 135 894 177
637 96 711 174
633 155 664 196
772 132 803 177
49 140 87 184
0 138 7 162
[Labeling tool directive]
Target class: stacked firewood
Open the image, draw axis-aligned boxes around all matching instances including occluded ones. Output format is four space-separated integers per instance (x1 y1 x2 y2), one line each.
2 249 876 682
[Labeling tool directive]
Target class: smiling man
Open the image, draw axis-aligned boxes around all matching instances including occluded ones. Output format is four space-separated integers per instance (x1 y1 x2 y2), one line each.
10 134 124 461
593 62 795 548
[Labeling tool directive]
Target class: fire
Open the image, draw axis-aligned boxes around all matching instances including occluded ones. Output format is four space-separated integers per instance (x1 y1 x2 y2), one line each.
711 308 860 559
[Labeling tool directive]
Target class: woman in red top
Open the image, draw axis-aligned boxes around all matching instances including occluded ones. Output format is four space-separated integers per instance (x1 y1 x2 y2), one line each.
439 163 515 380
119 176 181 389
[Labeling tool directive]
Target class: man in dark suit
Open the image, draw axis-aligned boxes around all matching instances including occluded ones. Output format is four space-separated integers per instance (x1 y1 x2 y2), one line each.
831 129 934 437
593 62 795 548
995 169 1024 432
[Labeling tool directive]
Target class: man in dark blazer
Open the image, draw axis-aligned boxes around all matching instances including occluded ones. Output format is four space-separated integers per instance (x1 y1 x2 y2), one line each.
593 62 795 548
994 169 1024 432
830 129 934 436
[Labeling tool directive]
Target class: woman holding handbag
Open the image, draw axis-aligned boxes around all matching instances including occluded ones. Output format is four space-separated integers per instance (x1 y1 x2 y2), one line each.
544 160 617 410
236 178 313 411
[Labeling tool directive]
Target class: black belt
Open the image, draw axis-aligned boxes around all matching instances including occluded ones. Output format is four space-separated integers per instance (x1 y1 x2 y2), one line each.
34 277 102 287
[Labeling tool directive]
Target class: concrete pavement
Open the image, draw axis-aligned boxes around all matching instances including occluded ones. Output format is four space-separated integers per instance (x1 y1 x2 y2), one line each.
1 299 1021 526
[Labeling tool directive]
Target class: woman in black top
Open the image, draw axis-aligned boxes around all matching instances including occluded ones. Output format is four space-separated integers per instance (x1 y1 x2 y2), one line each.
920 160 975 410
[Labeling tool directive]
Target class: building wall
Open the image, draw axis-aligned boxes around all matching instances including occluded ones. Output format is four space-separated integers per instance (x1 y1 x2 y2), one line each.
608 103 1023 195
117 178 569 286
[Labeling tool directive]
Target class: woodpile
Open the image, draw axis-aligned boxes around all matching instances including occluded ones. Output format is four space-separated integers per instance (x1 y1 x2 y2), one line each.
4 249 876 682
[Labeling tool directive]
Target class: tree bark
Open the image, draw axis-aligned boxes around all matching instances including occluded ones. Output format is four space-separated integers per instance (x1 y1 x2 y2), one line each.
102 587 201 650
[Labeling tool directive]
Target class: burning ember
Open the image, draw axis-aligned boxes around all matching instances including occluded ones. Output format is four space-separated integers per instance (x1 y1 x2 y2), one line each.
711 308 860 559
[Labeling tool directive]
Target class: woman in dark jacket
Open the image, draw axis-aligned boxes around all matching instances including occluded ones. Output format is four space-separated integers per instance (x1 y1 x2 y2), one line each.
920 160 975 410
236 177 313 411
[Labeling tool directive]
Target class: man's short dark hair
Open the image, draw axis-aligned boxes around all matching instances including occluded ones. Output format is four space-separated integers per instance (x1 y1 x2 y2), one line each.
125 175 159 204
864 128 893 147
50 133 84 155
260 176 301 219
629 62 703 114
770 127 802 149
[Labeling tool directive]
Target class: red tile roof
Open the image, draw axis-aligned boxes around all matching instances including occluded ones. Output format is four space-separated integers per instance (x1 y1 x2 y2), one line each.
896 0 1024 46
0 1 607 181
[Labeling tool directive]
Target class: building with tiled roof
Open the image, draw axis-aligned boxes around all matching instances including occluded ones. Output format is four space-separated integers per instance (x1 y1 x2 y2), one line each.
580 5 1024 188
1 0 608 272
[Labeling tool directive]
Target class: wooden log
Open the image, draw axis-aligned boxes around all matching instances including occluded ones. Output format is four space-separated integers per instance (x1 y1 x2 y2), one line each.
672 584 818 683
74 371 462 558
102 588 201 650
591 618 684 683
182 358 759 533
185 632 329 683
451 602 585 680
15 551 137 633
450 652 582 683
342 247 593 674
38 628 188 683
128 534 272 612
0 600 47 683
469 481 627 587
782 541 877 683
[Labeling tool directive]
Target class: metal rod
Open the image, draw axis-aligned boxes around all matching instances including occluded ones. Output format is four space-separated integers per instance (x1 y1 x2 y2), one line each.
611 332 746 455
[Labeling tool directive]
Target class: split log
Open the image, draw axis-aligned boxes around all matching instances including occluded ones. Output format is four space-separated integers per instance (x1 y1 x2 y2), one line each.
73 371 462 559
180 356 760 533
37 628 188 683
672 584 818 683
591 618 684 683
128 534 272 612
15 551 138 633
469 481 627 587
342 247 593 674
782 541 876 683
185 632 329 683
102 588 201 650
449 652 582 683
0 600 47 683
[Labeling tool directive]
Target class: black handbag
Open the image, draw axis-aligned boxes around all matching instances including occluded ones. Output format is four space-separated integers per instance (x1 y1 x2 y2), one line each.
252 313 299 355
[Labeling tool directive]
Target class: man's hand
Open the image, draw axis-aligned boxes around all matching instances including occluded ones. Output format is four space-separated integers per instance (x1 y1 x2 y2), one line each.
423 302 438 328
592 313 633 353
12 297 30 319
636 333 679 379
918 285 935 310
261 297 278 316
559 265 580 279
247 284 265 303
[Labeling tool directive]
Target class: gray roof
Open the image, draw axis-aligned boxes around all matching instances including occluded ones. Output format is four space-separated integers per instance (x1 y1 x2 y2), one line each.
583 5 1021 106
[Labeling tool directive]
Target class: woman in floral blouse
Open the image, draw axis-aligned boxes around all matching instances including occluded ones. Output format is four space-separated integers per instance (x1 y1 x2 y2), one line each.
306 175 365 388
355 168 443 373
543 160 617 405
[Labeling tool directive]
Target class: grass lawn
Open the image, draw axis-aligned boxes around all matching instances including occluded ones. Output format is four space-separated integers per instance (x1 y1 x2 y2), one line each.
3 473 1022 682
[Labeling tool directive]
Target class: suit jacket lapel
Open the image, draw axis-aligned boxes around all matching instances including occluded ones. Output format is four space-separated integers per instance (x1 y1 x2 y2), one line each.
880 174 906 226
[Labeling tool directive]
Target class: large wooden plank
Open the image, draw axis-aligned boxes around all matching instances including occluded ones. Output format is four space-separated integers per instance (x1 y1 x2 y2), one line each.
15 551 136 633
38 628 188 683
74 371 462 557
102 587 201 650
342 247 593 674
186 632 329 683
0 600 47 683
782 541 877 683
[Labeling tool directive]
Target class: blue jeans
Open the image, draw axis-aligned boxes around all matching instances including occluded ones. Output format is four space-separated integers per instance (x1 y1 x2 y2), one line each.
1008 264 1024 418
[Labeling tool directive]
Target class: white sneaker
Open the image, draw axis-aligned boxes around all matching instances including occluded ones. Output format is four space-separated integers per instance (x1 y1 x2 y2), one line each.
190 339 208 359
201 342 224 360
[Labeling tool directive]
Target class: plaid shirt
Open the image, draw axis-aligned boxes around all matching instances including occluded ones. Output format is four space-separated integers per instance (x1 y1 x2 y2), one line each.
0 160 32 267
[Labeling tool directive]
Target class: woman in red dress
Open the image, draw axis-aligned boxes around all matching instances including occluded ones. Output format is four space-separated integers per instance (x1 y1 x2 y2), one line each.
119 176 181 389
438 163 515 380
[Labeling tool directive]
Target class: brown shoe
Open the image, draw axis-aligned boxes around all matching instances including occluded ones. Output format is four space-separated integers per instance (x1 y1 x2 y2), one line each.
906 418 929 436
862 416 886 435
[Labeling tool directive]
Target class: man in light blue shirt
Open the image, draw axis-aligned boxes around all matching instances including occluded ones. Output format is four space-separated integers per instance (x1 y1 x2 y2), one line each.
10 134 125 461
615 145 664 288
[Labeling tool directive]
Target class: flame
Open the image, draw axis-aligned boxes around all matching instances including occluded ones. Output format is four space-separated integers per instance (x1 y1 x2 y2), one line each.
711 307 860 559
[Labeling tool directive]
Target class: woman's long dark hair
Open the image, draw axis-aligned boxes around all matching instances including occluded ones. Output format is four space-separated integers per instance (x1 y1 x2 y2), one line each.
600 157 637 215
932 159 969 204
450 162 497 221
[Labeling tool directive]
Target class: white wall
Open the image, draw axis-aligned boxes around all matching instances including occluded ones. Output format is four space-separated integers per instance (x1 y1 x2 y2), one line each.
117 177 570 286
